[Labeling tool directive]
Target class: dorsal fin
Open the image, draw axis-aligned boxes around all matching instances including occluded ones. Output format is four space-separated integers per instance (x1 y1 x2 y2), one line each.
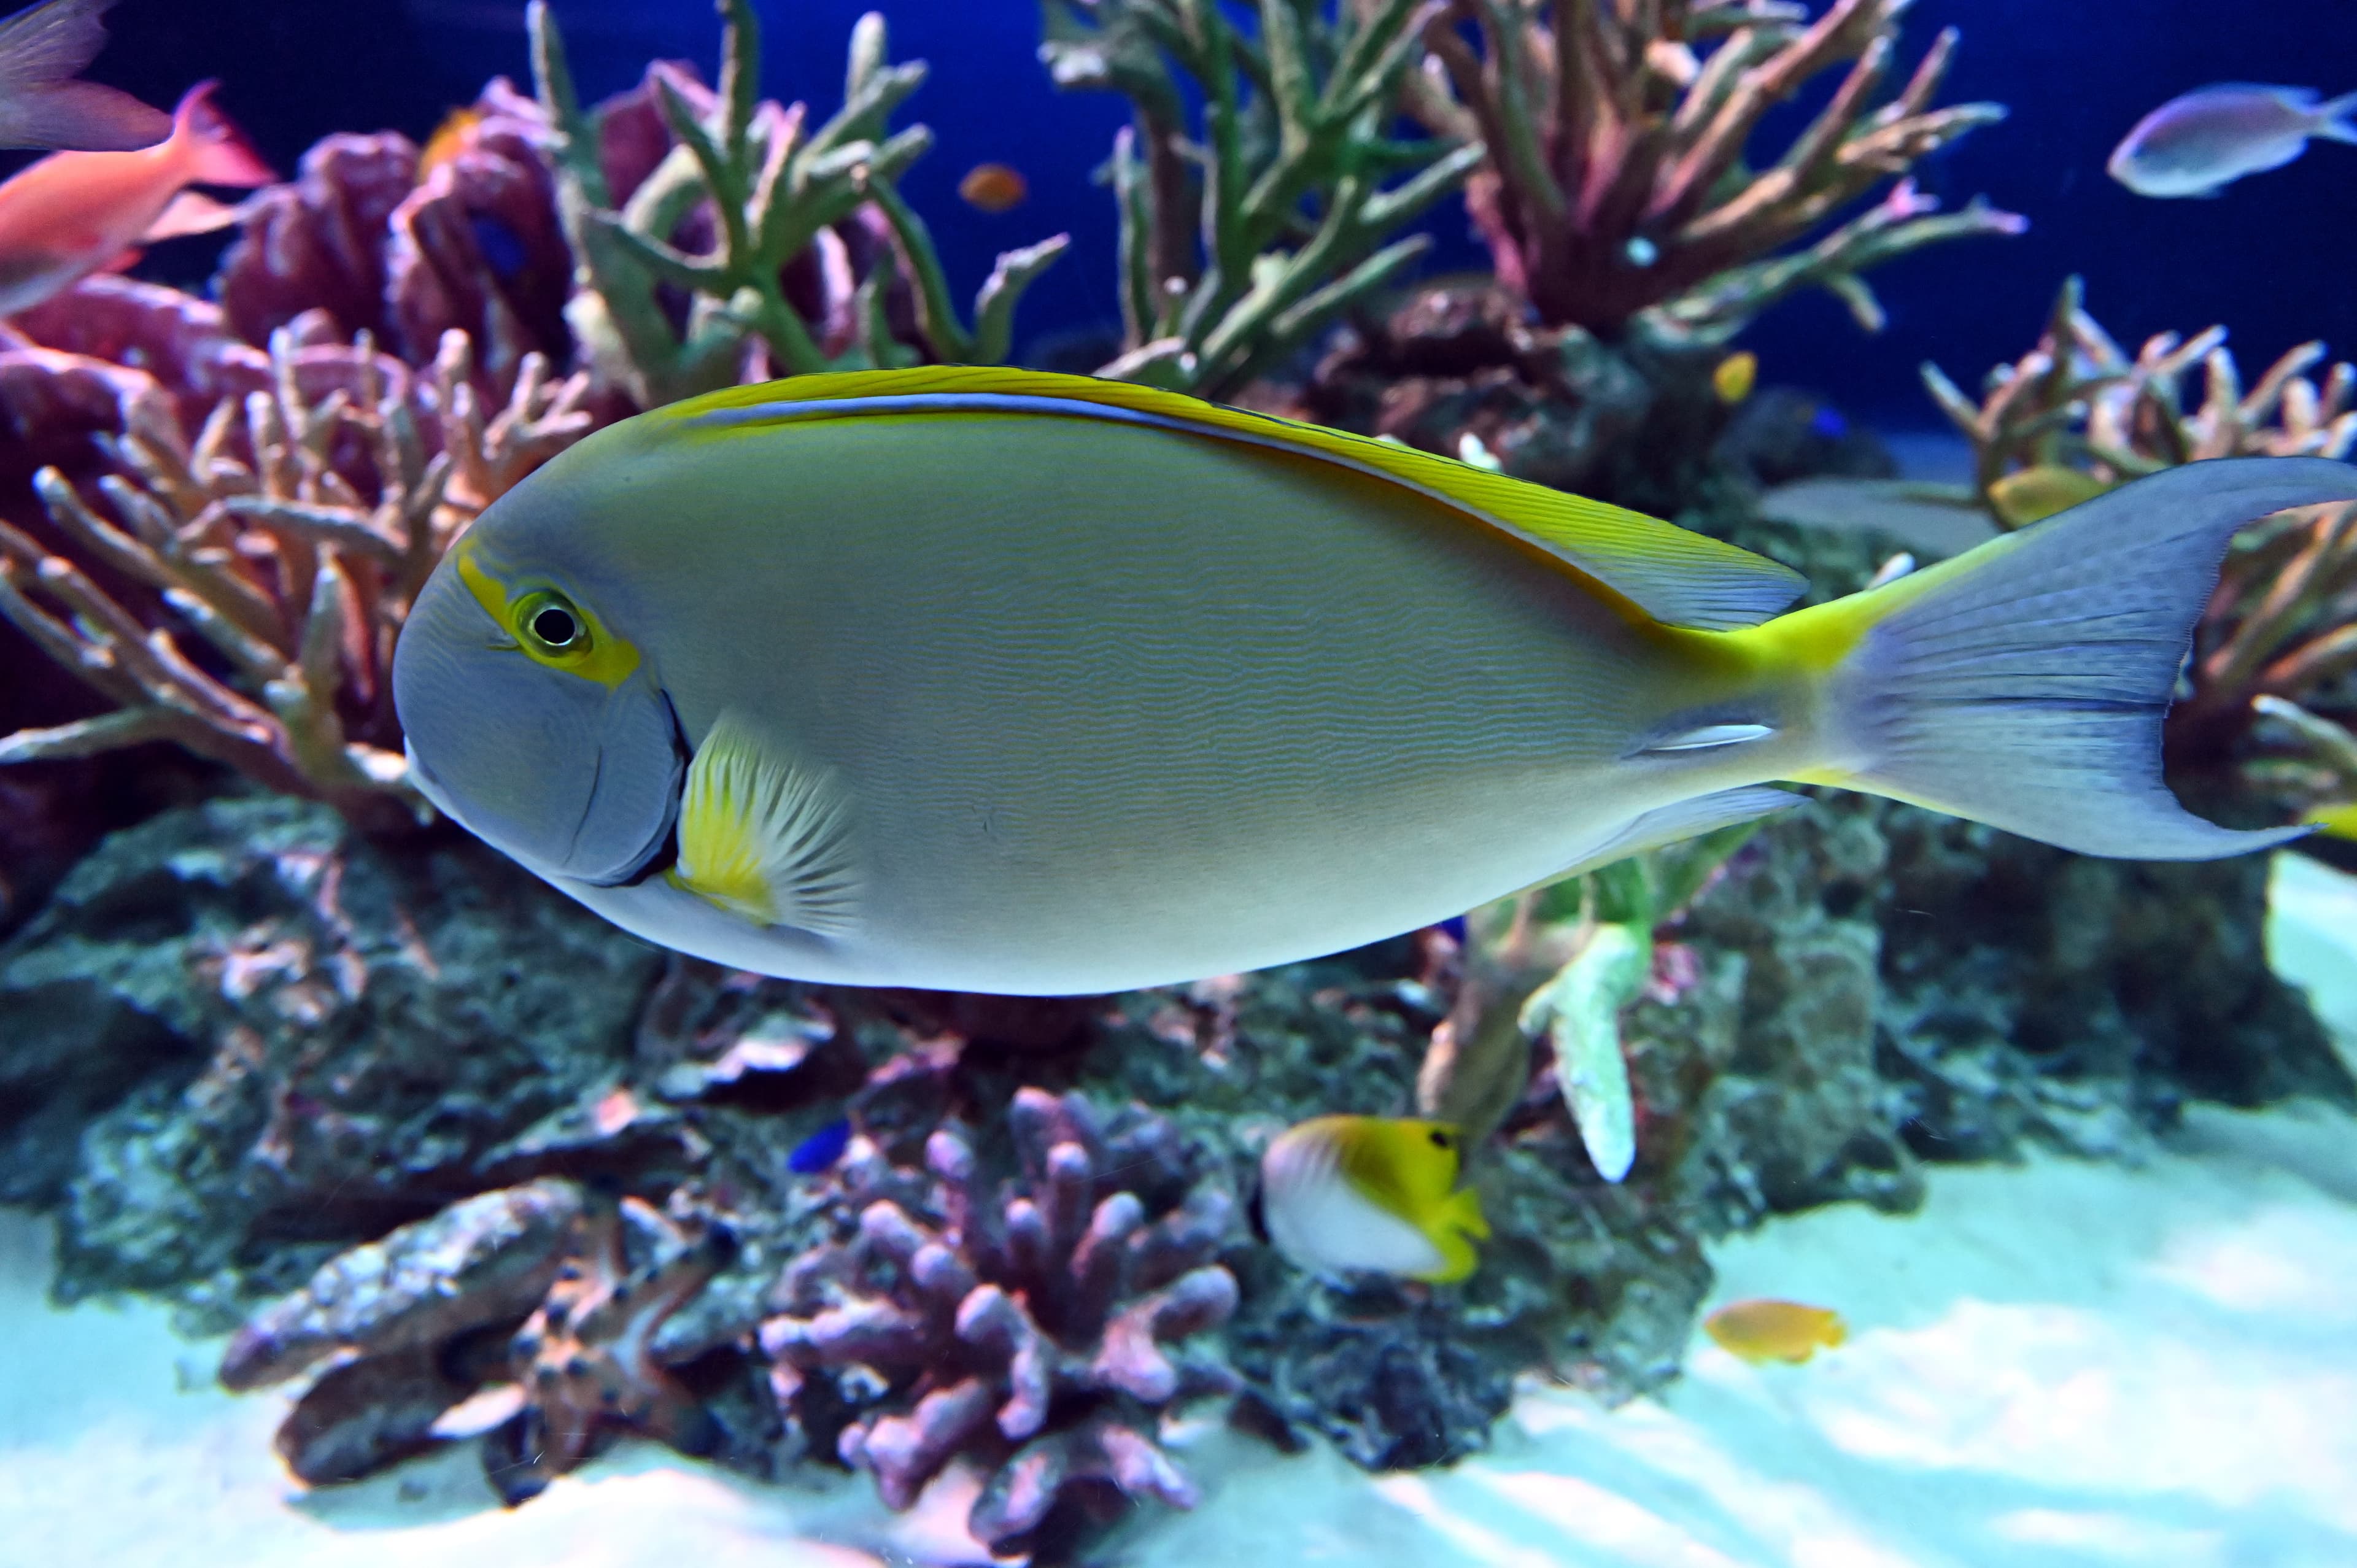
665 367 1806 631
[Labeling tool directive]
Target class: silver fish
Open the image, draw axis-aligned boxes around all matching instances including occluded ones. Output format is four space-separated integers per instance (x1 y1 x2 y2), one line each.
2108 83 2357 198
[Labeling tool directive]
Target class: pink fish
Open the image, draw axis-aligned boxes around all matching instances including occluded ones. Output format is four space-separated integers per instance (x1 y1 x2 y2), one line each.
0 79 272 316
0 0 169 150
2108 83 2357 198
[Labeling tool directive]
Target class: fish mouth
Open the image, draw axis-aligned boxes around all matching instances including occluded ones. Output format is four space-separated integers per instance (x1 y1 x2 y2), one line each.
576 686 691 890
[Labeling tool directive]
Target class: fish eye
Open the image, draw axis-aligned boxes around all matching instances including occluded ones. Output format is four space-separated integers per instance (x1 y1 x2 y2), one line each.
515 591 590 657
1429 1129 1452 1149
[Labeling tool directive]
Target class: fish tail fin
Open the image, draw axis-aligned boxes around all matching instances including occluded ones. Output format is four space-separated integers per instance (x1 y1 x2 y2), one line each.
1422 1184 1488 1283
2316 90 2357 144
171 80 273 187
1755 457 2357 859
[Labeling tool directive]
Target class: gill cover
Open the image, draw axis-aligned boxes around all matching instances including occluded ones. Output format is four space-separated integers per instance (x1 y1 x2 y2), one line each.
393 541 682 885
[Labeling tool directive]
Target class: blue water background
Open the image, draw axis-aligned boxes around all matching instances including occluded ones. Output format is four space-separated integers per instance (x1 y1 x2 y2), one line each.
69 0 2357 429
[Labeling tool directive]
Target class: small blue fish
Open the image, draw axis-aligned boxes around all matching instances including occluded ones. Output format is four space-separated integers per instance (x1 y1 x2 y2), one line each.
469 212 527 279
787 1116 851 1175
2108 84 2357 198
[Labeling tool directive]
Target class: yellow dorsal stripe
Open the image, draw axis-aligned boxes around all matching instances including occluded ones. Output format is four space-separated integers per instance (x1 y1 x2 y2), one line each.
660 367 1806 631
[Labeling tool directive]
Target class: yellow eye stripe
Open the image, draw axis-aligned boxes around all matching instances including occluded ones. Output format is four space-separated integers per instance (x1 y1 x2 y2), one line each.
454 539 642 689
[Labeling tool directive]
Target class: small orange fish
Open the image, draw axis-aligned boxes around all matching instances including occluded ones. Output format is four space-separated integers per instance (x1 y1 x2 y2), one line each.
417 103 484 180
1712 349 1757 404
958 161 1028 214
1703 1297 1846 1364
0 79 273 317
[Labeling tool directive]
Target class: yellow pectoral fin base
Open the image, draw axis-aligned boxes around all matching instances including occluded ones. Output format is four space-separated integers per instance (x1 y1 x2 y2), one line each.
662 366 1806 631
667 712 859 937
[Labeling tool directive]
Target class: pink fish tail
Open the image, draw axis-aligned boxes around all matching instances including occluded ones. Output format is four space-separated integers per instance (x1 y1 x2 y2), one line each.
169 80 274 187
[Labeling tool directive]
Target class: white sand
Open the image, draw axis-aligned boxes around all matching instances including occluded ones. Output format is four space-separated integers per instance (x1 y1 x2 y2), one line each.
2 857 2353 1568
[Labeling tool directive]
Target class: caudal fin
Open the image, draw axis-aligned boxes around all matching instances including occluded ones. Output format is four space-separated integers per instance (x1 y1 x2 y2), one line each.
0 0 170 150
2314 89 2357 145
1790 457 2357 859
169 80 273 187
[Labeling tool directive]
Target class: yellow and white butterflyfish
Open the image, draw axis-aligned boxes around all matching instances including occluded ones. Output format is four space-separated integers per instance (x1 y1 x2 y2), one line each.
389 366 2356 995
1255 1115 1489 1283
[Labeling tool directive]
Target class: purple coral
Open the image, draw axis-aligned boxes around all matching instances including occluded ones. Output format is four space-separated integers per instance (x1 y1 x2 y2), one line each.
762 1088 1237 1553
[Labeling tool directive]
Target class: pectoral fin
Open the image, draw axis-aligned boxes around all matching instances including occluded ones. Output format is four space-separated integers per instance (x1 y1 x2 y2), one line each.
142 190 242 241
666 711 859 937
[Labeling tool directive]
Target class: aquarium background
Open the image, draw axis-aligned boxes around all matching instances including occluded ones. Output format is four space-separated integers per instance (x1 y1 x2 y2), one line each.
50 0 2357 426
3 1 2356 1562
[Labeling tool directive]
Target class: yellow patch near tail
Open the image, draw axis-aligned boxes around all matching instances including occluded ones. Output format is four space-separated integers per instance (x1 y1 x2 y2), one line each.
668 712 859 936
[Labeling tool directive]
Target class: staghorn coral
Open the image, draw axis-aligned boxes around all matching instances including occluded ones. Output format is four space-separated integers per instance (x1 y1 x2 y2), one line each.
762 1087 1238 1555
1403 0 2020 344
1921 276 2357 509
1041 0 1482 400
533 0 1065 408
0 322 589 811
1922 277 2357 825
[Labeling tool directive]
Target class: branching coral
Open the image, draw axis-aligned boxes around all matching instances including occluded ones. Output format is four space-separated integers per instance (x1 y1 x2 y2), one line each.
1922 276 2357 509
1041 0 1482 398
762 1088 1237 1554
533 0 1066 407
0 323 588 813
1401 0 2019 343
1923 278 2357 823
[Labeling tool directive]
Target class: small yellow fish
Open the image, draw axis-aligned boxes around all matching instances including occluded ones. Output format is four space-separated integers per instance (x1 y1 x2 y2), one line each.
1987 464 2115 528
417 104 485 180
1704 1297 1847 1364
2304 800 2357 841
958 161 1028 214
1255 1115 1488 1283
1711 349 1757 404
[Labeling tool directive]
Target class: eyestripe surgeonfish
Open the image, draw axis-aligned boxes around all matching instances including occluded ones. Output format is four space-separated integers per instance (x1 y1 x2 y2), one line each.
390 367 2357 995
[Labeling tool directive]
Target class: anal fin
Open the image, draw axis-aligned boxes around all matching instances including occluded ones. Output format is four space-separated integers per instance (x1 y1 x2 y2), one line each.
1541 786 1798 887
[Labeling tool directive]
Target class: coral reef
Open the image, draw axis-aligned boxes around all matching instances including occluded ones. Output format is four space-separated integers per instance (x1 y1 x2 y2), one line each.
1405 0 2020 344
0 795 661 1309
762 1088 1238 1555
1040 0 1481 398
1923 278 2357 827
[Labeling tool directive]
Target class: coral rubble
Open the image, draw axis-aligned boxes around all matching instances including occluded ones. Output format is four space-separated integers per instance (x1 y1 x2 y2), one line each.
763 1088 1238 1554
0 795 660 1305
